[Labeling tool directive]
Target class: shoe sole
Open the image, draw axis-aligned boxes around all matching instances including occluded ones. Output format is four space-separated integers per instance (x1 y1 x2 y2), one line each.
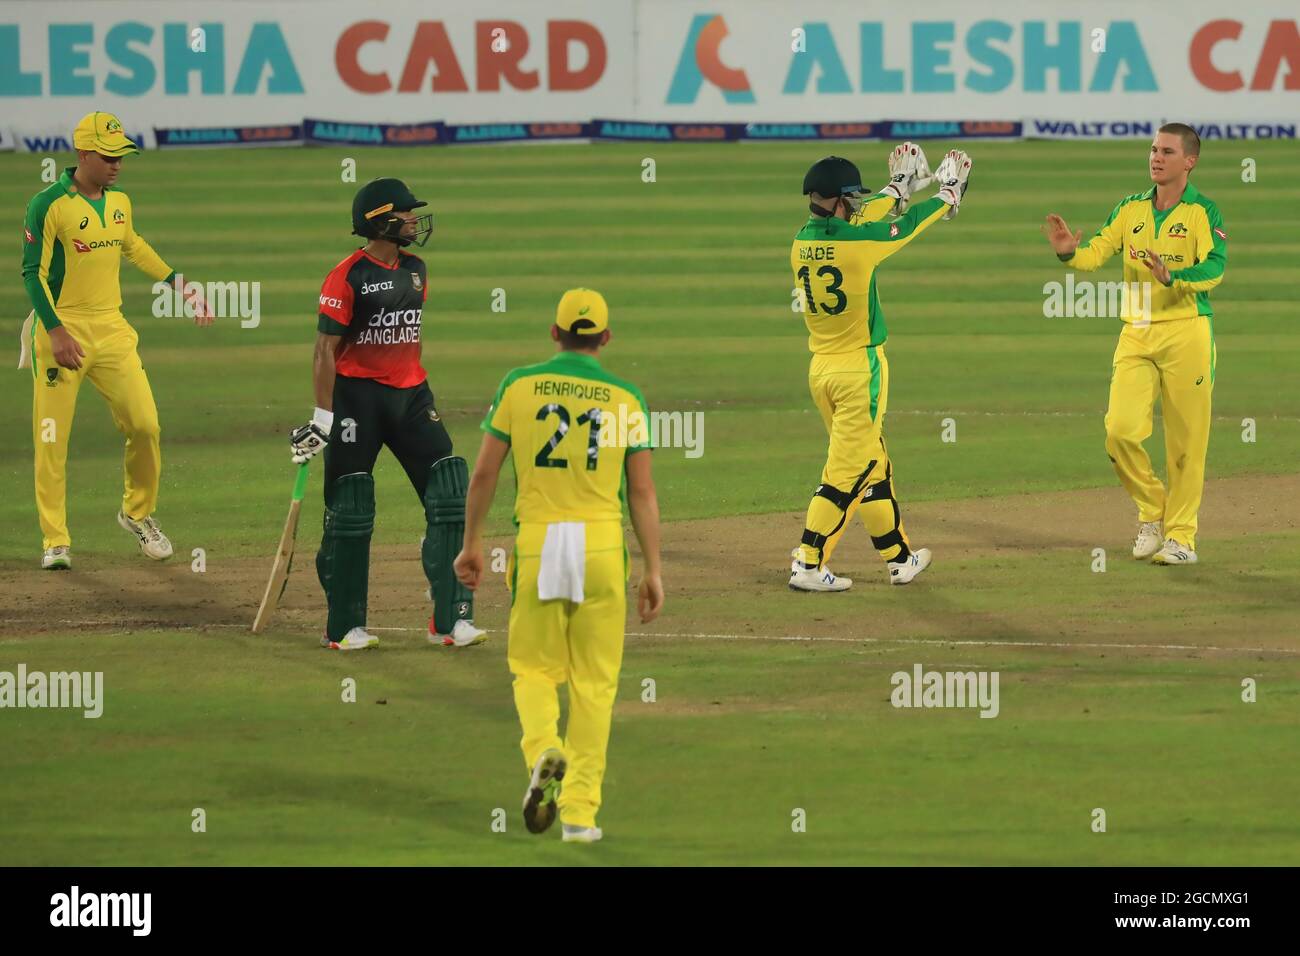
788 583 852 592
41 562 71 571
561 830 603 844
322 641 380 651
429 633 488 648
522 751 567 835
1151 555 1197 566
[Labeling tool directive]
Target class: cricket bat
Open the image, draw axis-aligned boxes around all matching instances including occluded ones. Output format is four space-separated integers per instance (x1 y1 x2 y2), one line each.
252 462 310 634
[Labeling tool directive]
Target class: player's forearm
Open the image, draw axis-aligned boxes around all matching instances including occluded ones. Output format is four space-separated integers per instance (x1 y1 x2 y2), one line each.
1063 244 1110 272
462 469 499 546
1170 249 1226 290
313 339 337 410
22 272 61 330
627 482 662 575
124 233 174 283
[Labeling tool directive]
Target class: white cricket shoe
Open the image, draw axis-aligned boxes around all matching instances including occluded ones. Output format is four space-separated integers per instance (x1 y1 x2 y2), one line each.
321 627 381 651
41 546 71 570
117 511 173 560
523 748 566 835
789 551 852 592
888 548 932 585
1133 521 1163 560
1151 538 1197 565
561 824 603 844
429 618 487 648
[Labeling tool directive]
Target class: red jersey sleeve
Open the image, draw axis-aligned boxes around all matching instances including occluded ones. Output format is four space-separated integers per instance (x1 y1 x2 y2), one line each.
318 260 355 327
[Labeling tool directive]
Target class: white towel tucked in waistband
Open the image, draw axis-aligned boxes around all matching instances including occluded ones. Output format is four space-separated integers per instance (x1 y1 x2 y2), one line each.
537 521 586 603
17 311 34 370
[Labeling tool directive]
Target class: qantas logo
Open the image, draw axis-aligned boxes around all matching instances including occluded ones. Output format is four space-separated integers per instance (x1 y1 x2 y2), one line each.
24 227 35 244
1213 227 1228 241
889 223 900 238
72 238 121 253
1129 247 1184 263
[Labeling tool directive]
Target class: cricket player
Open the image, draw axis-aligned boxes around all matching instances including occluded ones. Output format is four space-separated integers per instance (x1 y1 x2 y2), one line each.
453 289 664 843
789 145 972 591
290 177 486 651
21 111 213 571
1044 123 1226 565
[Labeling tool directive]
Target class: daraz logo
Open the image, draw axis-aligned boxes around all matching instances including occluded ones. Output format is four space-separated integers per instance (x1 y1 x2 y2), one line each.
667 14 754 104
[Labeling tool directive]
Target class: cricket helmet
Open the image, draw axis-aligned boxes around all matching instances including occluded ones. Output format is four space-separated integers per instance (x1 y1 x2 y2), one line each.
351 178 432 247
801 156 868 199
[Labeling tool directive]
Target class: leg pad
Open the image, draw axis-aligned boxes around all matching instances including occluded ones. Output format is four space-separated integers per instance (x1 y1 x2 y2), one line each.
424 456 474 635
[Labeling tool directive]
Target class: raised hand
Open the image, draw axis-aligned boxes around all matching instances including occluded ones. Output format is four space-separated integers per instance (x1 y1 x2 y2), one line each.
1043 214 1083 256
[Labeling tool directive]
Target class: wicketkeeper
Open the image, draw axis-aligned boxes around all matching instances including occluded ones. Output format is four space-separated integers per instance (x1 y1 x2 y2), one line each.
289 178 485 650
789 144 972 591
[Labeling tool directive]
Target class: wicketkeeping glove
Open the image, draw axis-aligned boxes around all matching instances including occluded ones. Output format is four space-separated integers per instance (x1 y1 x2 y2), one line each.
880 142 931 212
934 149 973 220
290 407 333 464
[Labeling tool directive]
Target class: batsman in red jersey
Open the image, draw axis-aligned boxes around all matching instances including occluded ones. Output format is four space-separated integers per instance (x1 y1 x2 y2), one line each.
288 178 484 651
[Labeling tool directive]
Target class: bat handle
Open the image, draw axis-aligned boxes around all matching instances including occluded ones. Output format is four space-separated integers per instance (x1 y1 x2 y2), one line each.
291 461 310 502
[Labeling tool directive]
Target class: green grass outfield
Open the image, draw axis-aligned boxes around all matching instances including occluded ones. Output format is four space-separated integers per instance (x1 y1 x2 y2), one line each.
0 141 1297 865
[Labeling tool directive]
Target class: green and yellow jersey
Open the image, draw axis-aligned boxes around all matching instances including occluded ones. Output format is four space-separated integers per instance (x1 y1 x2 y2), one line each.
482 351 652 524
1065 182 1227 322
791 193 947 354
21 168 174 330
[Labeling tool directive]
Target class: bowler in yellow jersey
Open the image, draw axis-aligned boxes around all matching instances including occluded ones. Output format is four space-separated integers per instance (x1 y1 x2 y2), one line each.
20 112 213 570
455 289 664 843
789 146 972 591
1044 123 1226 565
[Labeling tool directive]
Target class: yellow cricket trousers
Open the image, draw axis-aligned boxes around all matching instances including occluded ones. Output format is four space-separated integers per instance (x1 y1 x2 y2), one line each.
507 520 628 829
30 312 162 549
1105 316 1215 550
797 345 911 569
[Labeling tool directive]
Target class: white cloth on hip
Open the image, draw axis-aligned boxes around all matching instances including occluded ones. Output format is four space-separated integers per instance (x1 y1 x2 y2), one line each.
537 521 586 603
17 311 34 370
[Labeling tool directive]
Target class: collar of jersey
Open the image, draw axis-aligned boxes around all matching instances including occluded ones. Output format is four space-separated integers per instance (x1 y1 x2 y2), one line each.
547 351 602 370
359 248 404 270
1139 181 1199 206
60 167 114 197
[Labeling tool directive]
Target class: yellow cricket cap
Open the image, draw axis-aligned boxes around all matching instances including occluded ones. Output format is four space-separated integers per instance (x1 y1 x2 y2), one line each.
555 288 609 334
72 112 139 157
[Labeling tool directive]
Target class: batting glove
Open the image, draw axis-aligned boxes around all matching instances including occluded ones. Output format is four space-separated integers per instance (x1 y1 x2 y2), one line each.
290 407 333 464
880 142 931 212
934 149 973 220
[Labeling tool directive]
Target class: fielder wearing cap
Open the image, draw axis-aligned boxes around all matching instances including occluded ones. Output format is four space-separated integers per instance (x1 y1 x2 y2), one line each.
788 144 972 592
453 288 664 843
289 177 487 652
20 111 214 572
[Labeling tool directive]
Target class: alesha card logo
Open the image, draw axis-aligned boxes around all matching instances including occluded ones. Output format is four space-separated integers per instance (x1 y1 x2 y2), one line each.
666 14 754 104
